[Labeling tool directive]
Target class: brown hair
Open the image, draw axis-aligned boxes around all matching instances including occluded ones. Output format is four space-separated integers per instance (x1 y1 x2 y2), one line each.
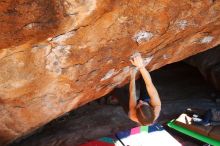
136 104 155 125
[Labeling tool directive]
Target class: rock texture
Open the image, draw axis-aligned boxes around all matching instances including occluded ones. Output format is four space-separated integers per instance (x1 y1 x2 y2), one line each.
186 45 220 91
0 0 220 145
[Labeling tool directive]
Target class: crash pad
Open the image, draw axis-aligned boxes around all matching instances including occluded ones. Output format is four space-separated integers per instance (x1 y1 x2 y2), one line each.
168 115 220 146
115 124 181 146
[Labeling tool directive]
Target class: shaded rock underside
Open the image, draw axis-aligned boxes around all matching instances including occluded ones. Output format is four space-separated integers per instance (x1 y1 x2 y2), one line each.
186 45 220 90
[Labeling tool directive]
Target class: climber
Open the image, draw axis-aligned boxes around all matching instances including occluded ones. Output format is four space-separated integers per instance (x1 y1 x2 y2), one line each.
111 53 161 125
128 53 161 125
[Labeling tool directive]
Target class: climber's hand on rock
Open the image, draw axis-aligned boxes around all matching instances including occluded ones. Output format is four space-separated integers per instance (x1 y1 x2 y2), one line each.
130 53 145 69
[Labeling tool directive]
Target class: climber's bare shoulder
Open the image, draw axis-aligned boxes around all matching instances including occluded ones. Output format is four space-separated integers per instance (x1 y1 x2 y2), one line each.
128 110 140 124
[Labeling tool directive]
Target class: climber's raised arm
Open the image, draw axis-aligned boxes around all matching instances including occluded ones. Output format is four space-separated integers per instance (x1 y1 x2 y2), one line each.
130 53 161 121
128 68 139 122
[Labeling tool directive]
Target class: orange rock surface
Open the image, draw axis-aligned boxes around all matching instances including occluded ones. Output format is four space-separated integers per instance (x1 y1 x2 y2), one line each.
0 0 220 145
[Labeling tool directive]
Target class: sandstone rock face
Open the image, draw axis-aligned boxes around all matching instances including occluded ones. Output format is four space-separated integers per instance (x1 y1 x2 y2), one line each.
0 0 220 145
186 45 220 91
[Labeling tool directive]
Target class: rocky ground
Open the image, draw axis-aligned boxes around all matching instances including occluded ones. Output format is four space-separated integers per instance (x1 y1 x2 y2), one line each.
10 62 220 146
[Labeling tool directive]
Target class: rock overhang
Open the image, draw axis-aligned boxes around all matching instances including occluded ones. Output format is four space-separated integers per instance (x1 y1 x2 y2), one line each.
0 0 220 145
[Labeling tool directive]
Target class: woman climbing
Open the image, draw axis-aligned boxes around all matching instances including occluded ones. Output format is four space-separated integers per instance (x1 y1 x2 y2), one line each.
128 53 161 125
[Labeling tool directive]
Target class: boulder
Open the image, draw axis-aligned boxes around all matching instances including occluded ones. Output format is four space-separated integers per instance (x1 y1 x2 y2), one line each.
0 0 220 145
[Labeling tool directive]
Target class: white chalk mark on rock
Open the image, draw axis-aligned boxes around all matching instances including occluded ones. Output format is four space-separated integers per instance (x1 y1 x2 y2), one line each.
31 44 50 53
130 52 153 66
130 52 141 60
101 69 119 81
52 45 71 58
177 20 188 30
24 23 39 30
45 45 72 76
200 36 214 44
113 66 130 85
133 31 153 44
51 31 75 44
163 54 171 59
45 45 52 56
143 56 153 66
